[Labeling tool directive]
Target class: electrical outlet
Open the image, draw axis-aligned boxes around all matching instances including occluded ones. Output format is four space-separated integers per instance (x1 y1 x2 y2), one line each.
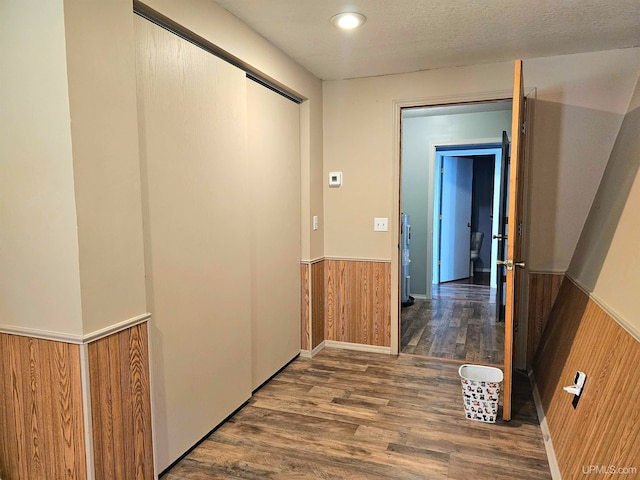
312 215 318 231
563 371 587 409
374 217 388 232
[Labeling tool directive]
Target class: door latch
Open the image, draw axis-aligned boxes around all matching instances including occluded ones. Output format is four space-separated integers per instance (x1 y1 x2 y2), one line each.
496 260 526 271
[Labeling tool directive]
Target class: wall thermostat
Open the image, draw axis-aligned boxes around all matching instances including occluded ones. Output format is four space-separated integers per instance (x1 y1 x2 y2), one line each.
329 171 343 187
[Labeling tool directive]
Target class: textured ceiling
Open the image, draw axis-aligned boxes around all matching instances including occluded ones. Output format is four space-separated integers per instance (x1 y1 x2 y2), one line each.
212 0 640 80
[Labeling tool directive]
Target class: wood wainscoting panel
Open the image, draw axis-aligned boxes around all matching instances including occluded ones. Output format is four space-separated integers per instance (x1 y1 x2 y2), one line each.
527 272 564 368
325 260 391 347
0 334 87 479
533 278 640 479
311 260 325 349
88 322 154 480
300 263 310 351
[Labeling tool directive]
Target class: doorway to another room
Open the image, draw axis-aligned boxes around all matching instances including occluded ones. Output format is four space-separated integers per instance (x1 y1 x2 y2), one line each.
399 101 512 367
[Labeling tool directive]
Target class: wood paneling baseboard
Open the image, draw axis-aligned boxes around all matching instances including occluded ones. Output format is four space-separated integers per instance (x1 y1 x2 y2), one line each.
311 261 325 349
300 263 310 351
533 278 640 479
0 334 87 479
88 322 154 480
325 259 391 347
527 272 563 368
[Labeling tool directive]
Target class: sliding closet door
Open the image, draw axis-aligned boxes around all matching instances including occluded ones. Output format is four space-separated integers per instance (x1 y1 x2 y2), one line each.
247 81 301 389
135 17 251 471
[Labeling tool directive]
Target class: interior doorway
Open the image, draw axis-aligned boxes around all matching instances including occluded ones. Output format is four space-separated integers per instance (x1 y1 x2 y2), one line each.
433 147 502 288
399 100 512 366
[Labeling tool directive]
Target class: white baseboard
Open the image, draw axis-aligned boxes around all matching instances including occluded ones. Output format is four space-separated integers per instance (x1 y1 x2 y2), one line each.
529 371 562 480
409 294 428 300
324 340 392 355
299 341 326 358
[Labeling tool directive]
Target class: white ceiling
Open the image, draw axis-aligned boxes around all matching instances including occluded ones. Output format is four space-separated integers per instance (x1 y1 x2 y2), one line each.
212 0 640 81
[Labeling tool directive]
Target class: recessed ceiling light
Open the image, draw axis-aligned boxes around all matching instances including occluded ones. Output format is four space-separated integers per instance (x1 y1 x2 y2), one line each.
330 12 367 30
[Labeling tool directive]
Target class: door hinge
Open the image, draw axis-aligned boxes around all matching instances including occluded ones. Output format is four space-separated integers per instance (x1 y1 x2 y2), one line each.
514 318 519 332
518 223 523 236
441 167 444 174
522 121 526 135
439 214 442 221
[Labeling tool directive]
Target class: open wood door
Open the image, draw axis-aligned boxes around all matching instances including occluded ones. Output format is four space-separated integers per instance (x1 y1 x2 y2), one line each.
502 60 526 421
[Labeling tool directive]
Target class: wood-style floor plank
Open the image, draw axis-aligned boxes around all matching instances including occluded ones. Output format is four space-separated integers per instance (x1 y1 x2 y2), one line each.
163 348 550 479
401 283 503 365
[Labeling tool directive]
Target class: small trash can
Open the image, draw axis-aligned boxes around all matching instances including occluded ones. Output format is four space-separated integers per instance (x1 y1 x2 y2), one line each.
458 364 503 423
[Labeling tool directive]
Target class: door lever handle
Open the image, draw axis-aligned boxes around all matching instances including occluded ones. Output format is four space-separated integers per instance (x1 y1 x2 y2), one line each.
496 259 513 270
496 259 525 271
492 234 507 240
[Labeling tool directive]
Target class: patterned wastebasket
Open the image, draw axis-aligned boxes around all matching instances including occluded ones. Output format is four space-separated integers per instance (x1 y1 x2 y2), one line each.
458 364 503 423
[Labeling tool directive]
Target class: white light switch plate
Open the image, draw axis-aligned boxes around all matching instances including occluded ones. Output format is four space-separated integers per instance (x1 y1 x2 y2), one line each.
313 215 318 231
328 171 342 187
374 217 388 232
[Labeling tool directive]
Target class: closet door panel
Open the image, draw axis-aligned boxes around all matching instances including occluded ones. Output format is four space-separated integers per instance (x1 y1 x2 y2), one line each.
247 81 301 389
136 17 251 471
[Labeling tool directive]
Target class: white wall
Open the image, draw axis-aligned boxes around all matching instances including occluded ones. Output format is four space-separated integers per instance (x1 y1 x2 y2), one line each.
0 1 83 337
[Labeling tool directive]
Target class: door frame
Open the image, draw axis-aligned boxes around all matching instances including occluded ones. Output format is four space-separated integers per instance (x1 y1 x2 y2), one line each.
392 90 514 357
432 146 503 288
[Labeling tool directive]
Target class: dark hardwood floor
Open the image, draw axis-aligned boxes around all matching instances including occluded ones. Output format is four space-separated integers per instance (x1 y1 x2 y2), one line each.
401 281 503 365
163 348 550 479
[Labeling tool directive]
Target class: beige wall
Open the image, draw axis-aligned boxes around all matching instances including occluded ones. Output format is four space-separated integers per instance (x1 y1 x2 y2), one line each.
64 0 147 335
322 49 639 270
0 1 83 336
569 76 640 337
139 0 324 261
524 49 639 272
526 101 623 271
323 61 513 261
1 0 150 338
